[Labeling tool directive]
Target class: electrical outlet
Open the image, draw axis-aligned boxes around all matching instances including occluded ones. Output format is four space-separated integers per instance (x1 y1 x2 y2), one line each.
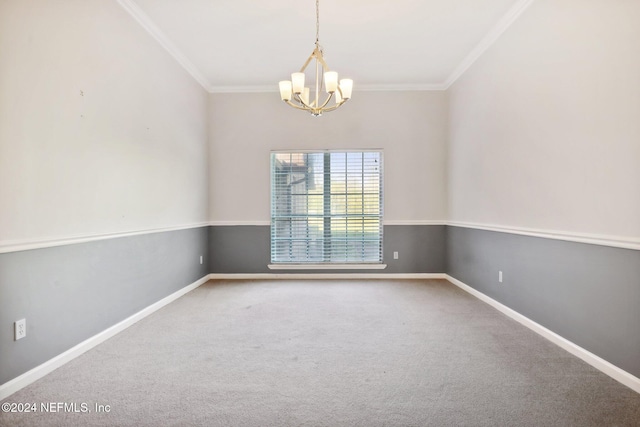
200 255 203 265
499 271 503 283
393 251 399 260
15 319 26 340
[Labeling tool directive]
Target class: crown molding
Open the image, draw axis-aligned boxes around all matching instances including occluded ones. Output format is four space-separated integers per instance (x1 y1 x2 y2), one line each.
208 84 447 94
118 0 535 94
209 85 276 94
117 0 213 92
443 0 535 89
356 84 447 92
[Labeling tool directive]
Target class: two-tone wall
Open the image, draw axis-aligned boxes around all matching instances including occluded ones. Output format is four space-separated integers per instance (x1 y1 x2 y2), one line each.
207 91 449 273
2 0 639 398
208 225 447 274
447 0 640 379
0 0 209 386
206 0 640 383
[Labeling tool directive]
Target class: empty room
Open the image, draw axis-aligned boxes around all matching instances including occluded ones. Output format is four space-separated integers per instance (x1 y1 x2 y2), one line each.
1 0 639 425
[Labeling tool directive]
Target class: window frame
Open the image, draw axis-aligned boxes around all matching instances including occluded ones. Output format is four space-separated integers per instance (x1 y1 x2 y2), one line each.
269 149 385 269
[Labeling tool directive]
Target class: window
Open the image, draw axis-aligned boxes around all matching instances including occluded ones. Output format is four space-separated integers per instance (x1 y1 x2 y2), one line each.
270 151 383 264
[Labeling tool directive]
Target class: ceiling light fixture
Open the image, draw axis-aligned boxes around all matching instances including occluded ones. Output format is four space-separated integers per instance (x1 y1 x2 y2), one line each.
278 0 353 117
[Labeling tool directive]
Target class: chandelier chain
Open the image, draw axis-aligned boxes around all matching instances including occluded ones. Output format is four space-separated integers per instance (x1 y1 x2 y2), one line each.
315 0 320 46
278 0 352 116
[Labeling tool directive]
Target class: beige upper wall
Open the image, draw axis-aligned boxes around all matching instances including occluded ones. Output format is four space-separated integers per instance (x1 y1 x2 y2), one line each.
208 91 448 223
4 0 637 243
0 0 209 246
448 0 640 239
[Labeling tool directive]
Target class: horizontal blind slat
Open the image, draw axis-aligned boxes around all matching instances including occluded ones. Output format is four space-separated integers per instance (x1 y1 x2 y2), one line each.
271 151 383 264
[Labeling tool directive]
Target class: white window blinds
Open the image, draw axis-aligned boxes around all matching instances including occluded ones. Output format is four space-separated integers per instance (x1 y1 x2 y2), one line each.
271 151 383 264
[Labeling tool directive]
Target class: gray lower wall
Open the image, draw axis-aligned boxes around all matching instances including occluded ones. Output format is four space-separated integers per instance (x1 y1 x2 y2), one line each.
0 227 209 385
446 226 640 379
3 223 639 389
209 225 446 274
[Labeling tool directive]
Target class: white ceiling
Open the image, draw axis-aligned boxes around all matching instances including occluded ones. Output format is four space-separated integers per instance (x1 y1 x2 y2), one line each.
119 0 533 92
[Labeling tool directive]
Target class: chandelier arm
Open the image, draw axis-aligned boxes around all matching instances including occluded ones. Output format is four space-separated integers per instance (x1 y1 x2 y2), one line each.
299 48 329 73
299 51 316 73
278 0 351 116
284 100 311 111
314 56 320 109
317 92 334 110
314 49 330 70
292 93 313 110
318 100 348 113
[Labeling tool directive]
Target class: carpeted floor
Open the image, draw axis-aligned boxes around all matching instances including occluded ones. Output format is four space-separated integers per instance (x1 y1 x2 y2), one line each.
1 279 639 426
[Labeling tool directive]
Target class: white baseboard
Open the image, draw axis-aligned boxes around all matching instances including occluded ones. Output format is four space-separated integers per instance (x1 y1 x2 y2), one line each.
209 273 447 280
445 274 640 394
3 273 637 400
0 275 210 401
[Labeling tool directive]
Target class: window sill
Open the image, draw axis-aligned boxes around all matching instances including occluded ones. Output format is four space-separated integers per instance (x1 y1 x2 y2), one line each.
268 264 387 270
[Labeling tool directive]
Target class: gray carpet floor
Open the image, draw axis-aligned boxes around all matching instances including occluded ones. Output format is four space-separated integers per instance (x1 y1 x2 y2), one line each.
1 279 639 427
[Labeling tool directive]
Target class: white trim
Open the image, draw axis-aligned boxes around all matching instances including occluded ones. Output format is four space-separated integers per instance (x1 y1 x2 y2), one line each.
0 275 210 401
6 221 634 253
116 0 534 95
208 220 446 227
270 148 384 154
5 272 636 401
0 222 210 254
445 275 640 394
209 84 448 94
356 84 447 92
448 221 640 251
383 220 447 226
210 273 446 280
210 85 276 93
210 0 534 93
116 0 212 92
209 220 271 226
268 264 387 270
443 0 535 89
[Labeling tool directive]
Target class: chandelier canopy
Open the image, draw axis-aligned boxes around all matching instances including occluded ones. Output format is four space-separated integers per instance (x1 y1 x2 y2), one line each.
278 0 353 117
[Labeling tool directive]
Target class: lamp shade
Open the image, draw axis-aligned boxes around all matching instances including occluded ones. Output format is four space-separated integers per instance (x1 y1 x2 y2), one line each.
324 71 338 93
301 87 310 105
292 72 305 94
279 81 292 101
277 0 353 116
339 79 353 99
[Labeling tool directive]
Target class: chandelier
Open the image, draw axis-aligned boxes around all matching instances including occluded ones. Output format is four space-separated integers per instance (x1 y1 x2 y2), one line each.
278 0 353 117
